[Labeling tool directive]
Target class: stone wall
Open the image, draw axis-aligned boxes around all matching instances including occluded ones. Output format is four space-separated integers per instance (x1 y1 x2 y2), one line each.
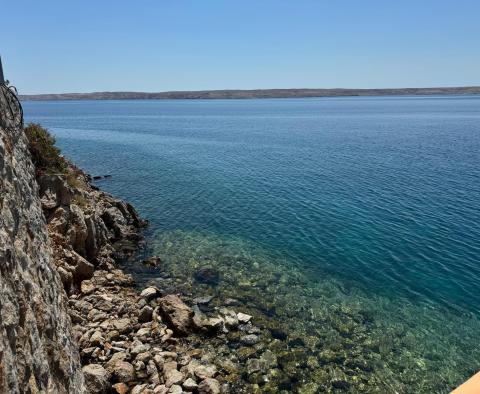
0 94 85 393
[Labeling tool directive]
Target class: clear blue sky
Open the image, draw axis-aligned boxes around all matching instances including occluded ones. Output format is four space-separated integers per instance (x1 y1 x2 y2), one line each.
2 0 480 94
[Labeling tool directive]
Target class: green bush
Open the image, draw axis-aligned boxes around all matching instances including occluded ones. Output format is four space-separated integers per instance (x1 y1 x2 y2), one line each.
24 123 67 174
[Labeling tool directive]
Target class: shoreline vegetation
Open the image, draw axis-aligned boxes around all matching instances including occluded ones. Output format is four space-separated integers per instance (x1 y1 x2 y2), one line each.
19 86 480 101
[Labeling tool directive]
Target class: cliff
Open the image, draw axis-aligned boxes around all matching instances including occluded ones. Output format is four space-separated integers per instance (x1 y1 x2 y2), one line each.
0 97 85 392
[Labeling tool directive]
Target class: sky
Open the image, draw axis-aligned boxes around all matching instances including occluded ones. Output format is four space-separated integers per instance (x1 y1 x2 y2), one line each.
2 1 480 94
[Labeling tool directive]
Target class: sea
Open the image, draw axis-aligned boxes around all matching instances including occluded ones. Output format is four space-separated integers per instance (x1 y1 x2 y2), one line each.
23 95 480 393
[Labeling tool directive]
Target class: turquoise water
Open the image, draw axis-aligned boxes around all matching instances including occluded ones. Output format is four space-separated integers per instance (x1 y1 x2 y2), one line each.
24 97 480 392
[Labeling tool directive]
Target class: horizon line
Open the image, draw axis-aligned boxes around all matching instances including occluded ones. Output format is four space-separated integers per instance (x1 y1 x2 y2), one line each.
19 86 480 101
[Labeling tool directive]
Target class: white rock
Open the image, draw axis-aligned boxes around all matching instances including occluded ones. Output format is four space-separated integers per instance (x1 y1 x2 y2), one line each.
140 287 158 299
237 312 252 323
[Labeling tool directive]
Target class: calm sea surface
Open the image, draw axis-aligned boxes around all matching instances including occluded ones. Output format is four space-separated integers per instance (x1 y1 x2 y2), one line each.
23 96 480 392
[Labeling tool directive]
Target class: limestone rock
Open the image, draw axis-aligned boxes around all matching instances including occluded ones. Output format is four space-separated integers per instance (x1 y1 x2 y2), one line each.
0 114 85 392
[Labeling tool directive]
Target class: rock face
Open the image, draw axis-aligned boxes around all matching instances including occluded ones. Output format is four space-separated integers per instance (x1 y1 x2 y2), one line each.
0 100 85 392
38 163 146 295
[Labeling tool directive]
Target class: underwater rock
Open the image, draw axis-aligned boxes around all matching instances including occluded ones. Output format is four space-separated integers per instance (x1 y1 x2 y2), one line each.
269 328 288 341
143 256 162 267
330 367 350 389
193 295 214 305
246 358 267 374
237 312 252 324
240 334 260 346
194 267 220 286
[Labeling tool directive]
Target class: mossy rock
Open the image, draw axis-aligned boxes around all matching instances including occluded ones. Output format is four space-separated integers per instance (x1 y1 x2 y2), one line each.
237 346 257 361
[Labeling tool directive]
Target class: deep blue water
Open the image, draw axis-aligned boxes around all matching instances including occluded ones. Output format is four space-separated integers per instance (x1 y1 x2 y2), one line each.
23 96 480 313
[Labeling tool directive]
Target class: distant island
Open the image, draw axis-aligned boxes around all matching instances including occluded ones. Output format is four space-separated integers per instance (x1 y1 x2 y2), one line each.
20 86 480 101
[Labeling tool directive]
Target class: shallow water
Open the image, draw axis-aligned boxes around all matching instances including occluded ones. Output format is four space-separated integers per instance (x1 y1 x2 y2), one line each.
23 96 480 391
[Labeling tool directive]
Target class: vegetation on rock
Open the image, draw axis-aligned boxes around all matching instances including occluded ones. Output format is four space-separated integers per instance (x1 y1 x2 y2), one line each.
24 123 67 174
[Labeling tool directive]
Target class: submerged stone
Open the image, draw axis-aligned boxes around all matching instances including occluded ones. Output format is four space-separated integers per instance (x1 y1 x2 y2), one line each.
194 267 220 286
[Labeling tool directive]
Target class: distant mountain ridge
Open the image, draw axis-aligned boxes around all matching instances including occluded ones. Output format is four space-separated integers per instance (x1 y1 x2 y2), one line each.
20 86 480 101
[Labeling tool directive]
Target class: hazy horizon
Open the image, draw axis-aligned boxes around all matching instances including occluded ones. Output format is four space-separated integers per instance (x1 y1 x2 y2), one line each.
18 85 480 97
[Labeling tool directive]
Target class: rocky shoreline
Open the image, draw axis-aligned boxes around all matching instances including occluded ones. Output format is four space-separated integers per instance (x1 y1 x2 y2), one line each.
38 160 269 394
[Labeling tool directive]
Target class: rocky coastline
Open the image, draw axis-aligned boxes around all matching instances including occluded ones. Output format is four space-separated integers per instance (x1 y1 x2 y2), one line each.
35 139 269 393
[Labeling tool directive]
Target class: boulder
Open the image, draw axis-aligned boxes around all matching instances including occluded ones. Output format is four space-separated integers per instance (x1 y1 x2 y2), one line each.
110 361 136 383
158 295 194 335
72 252 95 282
82 364 110 393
